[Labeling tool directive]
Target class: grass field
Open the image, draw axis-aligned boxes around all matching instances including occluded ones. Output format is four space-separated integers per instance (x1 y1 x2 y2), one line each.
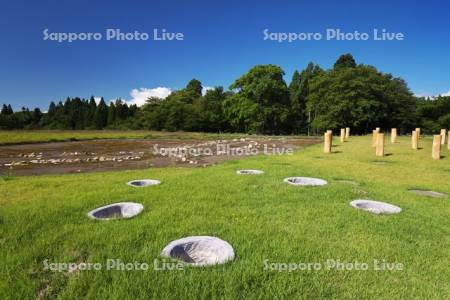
1 134 449 299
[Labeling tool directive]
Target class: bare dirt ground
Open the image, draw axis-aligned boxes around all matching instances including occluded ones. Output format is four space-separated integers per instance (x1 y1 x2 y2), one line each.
0 137 319 176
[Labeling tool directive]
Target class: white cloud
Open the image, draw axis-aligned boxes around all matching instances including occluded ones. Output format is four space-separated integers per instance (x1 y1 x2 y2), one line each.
94 97 102 104
110 85 213 107
122 87 172 106
202 86 214 95
414 91 450 99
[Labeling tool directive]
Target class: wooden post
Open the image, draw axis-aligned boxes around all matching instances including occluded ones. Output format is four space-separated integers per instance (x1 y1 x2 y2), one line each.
440 129 446 145
340 128 345 142
328 130 333 147
345 127 350 139
411 130 418 150
375 133 385 156
376 127 380 132
324 131 332 153
448 131 450 150
432 135 441 160
372 129 379 147
391 128 397 143
415 128 421 140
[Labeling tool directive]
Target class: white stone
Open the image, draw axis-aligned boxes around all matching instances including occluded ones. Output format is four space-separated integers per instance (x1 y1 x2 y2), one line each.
284 177 327 186
161 236 235 266
350 199 401 215
87 202 144 220
127 179 161 187
236 169 264 175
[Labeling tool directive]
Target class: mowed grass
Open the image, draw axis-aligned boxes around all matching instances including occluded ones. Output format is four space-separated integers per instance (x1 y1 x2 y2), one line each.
0 135 449 299
0 130 257 145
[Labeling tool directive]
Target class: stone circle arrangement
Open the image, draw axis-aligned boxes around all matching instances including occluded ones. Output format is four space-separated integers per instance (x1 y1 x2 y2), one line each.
236 169 264 175
87 202 144 220
84 168 408 268
127 179 161 187
350 199 402 215
160 236 235 266
284 177 328 186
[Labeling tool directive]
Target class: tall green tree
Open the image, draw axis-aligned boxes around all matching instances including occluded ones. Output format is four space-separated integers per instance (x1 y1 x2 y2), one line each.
86 96 97 128
308 56 416 134
333 53 357 69
31 108 43 126
1 104 8 115
198 87 229 132
185 79 203 99
289 63 322 134
94 98 108 129
1 104 13 115
107 102 116 126
224 65 290 133
47 102 56 118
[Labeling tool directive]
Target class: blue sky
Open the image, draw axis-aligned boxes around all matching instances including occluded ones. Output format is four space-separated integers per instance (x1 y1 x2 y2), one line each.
0 0 449 110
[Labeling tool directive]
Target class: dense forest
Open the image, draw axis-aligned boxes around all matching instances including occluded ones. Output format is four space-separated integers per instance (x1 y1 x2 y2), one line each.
1 54 449 135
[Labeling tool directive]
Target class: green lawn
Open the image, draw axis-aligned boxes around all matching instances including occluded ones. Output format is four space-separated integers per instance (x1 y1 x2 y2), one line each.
1 135 449 299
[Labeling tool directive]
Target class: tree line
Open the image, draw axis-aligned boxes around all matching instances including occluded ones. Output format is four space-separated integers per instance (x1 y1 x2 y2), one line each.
0 97 138 130
1 54 449 134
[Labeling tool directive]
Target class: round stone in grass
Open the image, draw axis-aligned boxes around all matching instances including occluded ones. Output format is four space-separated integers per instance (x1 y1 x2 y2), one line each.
284 177 327 186
350 199 401 215
236 169 264 175
408 189 446 198
127 179 160 187
87 202 144 220
161 236 235 266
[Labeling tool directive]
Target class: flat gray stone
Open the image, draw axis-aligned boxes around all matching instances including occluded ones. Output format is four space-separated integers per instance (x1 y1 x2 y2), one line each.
161 236 235 266
409 190 446 198
88 202 144 220
284 177 327 186
236 169 264 175
350 199 401 215
127 179 160 187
